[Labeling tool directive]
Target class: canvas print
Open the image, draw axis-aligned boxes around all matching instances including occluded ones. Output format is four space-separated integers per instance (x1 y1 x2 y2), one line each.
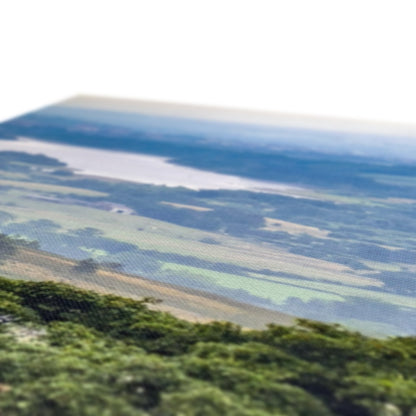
0 96 415 415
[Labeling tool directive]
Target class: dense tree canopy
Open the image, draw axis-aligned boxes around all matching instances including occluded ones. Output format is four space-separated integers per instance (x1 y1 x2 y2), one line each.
0 276 415 416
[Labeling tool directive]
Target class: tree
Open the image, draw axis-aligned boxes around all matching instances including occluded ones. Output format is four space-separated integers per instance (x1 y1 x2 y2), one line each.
73 258 99 274
0 233 16 260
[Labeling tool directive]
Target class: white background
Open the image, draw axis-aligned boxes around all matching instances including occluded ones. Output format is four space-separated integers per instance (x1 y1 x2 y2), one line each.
0 0 415 126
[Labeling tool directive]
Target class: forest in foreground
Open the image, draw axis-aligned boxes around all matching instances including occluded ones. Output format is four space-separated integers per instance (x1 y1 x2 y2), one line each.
0 276 415 416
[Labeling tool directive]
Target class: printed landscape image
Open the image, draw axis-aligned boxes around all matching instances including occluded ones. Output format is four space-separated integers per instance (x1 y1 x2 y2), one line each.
0 96 415 415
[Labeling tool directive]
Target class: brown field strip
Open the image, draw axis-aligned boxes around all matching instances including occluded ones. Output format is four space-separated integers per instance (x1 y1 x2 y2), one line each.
0 247 296 329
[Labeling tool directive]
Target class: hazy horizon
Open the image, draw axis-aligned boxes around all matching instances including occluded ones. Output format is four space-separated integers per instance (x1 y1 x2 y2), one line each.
29 97 416 163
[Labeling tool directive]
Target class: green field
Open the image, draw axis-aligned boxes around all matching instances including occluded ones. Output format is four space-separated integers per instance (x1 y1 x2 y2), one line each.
161 262 344 304
0 160 415 336
0 188 378 287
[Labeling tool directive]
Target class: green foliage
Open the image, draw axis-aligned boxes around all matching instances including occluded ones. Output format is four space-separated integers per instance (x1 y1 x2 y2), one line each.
155 386 271 416
0 276 415 416
73 258 99 274
0 233 16 259
0 289 39 323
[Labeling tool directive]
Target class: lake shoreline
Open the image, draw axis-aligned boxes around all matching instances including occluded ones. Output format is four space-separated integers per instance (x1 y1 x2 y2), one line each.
0 137 307 195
